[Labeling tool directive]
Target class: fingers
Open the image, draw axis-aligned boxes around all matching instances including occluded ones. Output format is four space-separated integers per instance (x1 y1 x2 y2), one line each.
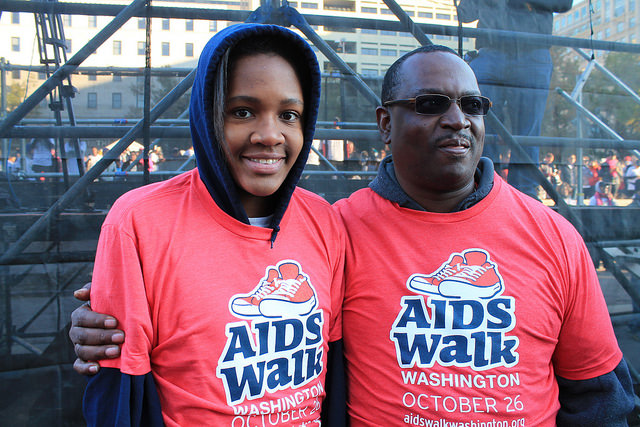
69 323 125 346
73 282 92 302
69 305 124 348
71 303 118 329
73 357 101 376
74 343 121 362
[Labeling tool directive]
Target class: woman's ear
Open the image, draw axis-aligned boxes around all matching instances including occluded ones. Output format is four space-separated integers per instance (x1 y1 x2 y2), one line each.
376 106 392 146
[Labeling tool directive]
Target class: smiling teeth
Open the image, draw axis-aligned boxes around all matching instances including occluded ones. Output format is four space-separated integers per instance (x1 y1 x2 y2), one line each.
251 158 279 164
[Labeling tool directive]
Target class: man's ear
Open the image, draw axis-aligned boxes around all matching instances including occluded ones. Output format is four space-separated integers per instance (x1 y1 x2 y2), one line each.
376 106 392 145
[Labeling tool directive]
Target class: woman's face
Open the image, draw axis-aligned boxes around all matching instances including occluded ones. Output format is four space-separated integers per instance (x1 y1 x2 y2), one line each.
221 53 304 217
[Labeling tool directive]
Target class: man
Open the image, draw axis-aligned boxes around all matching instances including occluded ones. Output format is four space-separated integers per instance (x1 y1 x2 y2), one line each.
559 153 579 199
458 0 573 199
70 45 634 425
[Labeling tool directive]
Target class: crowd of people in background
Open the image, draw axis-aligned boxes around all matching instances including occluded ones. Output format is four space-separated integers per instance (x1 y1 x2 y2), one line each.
4 139 640 208
3 138 197 181
535 149 640 206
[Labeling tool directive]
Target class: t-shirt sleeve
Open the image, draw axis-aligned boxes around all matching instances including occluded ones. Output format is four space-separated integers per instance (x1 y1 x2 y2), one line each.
328 217 347 343
91 221 154 375
551 233 622 380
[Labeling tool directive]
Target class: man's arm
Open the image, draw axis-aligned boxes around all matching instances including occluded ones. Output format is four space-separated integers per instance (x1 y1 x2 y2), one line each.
69 283 125 375
84 368 164 426
556 358 635 426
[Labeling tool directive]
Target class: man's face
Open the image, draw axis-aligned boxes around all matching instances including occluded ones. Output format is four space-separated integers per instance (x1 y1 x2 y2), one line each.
377 52 485 200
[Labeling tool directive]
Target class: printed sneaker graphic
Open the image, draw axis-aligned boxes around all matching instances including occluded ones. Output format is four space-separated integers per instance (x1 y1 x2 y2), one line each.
230 260 317 318
408 249 503 299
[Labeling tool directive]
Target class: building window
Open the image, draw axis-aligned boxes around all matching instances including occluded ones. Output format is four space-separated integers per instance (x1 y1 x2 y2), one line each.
185 19 194 31
381 48 397 56
617 22 624 32
162 19 170 30
113 40 122 55
136 94 145 109
301 2 318 8
630 0 636 12
418 11 433 18
381 8 393 14
209 21 217 32
361 28 377 34
38 72 46 80
162 42 170 56
88 73 97 81
12 70 20 79
113 73 122 82
630 16 636 27
605 27 611 37
361 47 378 55
12 13 20 24
138 41 146 55
343 41 357 53
89 16 97 27
66 39 72 52
361 6 377 13
380 30 396 36
11 37 20 52
361 68 378 77
288 1 298 7
436 13 451 20
112 93 122 109
87 92 98 109
138 18 145 29
185 42 194 57
63 15 72 26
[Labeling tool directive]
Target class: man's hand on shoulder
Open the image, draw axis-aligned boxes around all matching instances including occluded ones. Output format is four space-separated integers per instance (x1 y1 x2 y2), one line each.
69 282 125 375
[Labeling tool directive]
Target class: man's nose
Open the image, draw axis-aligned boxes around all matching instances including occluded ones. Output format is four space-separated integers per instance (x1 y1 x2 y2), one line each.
439 101 470 129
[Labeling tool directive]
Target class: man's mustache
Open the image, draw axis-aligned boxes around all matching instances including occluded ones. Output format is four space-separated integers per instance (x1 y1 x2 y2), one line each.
434 133 476 145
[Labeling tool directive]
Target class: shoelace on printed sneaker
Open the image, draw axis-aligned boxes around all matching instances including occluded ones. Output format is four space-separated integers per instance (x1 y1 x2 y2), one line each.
453 265 487 281
433 264 463 282
247 280 280 301
270 279 302 298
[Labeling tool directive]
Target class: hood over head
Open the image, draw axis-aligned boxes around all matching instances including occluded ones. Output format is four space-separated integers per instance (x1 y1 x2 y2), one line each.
189 23 321 233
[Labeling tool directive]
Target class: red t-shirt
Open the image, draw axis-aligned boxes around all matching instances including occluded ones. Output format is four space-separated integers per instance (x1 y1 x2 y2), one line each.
333 173 621 426
92 169 345 426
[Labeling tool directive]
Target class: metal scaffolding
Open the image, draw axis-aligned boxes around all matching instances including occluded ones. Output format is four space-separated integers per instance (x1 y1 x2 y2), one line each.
0 0 639 424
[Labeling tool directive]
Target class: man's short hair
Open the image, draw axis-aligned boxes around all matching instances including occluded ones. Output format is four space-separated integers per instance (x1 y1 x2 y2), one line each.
381 44 458 103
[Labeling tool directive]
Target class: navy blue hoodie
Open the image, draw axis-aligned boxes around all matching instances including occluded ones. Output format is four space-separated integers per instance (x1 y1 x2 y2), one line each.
83 23 322 426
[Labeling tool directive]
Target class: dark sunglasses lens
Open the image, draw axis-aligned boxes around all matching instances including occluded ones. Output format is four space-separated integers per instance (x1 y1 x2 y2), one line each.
460 96 490 115
415 95 450 115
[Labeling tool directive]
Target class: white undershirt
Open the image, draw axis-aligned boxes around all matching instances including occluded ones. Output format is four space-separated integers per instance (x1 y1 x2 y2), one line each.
248 215 273 228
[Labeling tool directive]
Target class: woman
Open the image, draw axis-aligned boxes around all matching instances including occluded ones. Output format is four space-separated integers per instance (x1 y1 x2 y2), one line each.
83 24 345 426
589 180 616 206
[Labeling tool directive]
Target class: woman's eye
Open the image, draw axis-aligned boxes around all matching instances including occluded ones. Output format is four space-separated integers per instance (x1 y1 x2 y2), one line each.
281 111 301 122
232 109 252 119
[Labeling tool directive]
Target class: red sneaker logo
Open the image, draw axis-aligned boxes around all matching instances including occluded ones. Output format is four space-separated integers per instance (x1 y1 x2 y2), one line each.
230 260 317 318
408 249 503 299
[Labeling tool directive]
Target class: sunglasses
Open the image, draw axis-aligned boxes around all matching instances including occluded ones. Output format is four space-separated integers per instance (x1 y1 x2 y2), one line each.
383 94 492 116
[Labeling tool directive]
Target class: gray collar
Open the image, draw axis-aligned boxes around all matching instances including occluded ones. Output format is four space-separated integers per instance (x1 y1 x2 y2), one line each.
369 156 495 212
